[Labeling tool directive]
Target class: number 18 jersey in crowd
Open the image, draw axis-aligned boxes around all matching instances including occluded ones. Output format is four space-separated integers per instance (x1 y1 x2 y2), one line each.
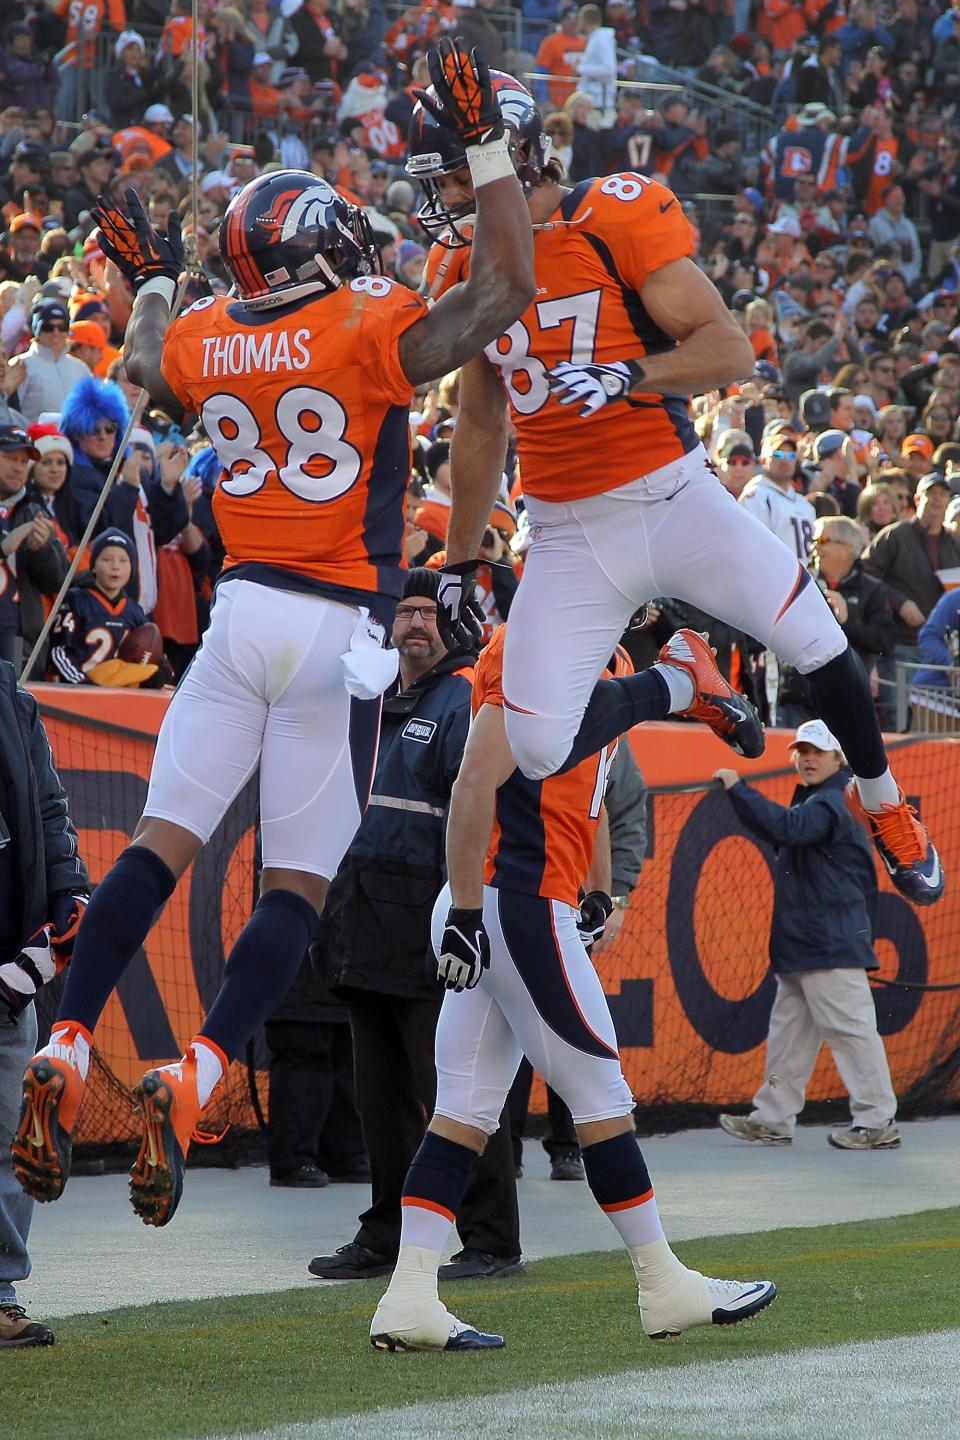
426 174 698 502
161 278 428 619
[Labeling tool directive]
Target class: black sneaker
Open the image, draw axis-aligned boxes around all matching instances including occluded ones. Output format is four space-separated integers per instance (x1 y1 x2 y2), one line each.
0 1304 54 1349
271 1165 329 1188
308 1242 394 1279
437 1248 525 1281
550 1154 585 1181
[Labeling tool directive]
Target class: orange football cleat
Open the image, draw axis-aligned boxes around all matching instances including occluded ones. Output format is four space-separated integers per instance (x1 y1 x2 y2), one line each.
12 1022 92 1202
129 1052 204 1228
658 629 765 759
846 782 944 906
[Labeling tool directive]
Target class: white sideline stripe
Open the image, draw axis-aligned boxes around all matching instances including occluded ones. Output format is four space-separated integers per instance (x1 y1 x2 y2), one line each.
204 1329 960 1440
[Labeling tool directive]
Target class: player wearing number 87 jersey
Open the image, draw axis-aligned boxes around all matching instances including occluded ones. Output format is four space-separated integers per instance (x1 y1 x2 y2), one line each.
13 51 536 1234
410 81 944 913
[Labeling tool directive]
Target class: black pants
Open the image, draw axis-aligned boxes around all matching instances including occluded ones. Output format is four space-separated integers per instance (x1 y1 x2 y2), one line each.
264 1019 366 1178
507 1058 579 1167
347 988 520 1261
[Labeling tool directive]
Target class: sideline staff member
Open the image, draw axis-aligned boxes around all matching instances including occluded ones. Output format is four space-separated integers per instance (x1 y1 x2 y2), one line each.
715 720 900 1151
309 569 521 1280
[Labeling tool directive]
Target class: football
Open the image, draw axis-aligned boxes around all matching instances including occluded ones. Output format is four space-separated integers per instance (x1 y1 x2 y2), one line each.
118 622 164 665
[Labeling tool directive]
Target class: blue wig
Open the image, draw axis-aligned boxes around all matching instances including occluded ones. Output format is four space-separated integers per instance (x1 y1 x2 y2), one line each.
186 443 222 495
60 376 130 452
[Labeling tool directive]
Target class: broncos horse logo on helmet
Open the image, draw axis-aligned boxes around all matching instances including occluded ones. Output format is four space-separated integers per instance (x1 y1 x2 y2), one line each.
406 72 550 247
219 170 382 310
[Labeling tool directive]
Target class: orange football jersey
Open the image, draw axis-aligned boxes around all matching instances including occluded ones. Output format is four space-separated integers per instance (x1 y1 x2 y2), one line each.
474 626 624 907
161 279 428 610
420 229 472 302
428 174 697 502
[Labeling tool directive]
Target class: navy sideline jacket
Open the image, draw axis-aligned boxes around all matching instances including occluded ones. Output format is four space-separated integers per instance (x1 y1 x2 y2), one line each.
724 767 878 975
323 649 474 999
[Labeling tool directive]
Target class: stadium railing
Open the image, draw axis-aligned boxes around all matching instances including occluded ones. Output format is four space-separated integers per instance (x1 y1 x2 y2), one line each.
877 660 960 737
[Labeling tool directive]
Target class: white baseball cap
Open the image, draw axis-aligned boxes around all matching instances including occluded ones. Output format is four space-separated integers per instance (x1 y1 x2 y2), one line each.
144 103 175 124
791 720 840 752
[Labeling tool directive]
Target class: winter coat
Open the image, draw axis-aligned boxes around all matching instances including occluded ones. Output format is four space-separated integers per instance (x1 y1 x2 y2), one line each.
4 491 69 669
777 562 897 708
323 651 474 1000
0 658 89 963
862 518 960 644
724 767 878 974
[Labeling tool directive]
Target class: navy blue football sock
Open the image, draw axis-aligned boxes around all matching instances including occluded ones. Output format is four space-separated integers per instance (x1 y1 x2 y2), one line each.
581 1130 665 1248
804 645 888 779
199 889 318 1061
558 670 670 774
398 1131 480 1252
57 845 177 1034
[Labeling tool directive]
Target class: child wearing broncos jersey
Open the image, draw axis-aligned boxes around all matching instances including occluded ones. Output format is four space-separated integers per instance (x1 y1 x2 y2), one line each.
369 625 777 1353
49 529 160 688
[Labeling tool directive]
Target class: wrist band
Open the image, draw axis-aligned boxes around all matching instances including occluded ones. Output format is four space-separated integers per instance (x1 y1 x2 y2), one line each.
138 276 176 307
625 359 647 390
466 136 515 189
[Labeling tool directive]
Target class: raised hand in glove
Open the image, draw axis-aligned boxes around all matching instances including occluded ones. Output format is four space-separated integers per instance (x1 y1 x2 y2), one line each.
577 890 613 948
0 925 56 1022
436 560 484 654
548 360 646 418
437 907 490 992
91 187 183 293
49 891 89 965
419 36 503 147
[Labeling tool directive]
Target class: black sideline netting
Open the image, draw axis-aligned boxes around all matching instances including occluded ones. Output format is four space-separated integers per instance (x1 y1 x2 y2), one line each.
34 708 960 1158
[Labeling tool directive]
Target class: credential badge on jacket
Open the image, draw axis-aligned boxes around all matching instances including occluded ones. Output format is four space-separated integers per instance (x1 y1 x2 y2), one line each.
403 719 437 744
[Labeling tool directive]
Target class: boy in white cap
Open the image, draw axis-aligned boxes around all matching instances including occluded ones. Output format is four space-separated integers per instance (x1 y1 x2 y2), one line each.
713 720 901 1151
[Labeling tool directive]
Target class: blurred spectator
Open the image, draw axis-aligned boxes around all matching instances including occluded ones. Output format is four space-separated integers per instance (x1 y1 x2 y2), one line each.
863 472 960 658
910 131 960 281
574 4 616 116
782 314 854 407
17 298 89 425
856 480 901 539
25 426 80 553
534 5 586 111
867 184 921 284
776 515 896 724
713 428 758 497
59 376 188 615
794 37 844 113
916 589 960 687
740 430 816 566
0 424 68 670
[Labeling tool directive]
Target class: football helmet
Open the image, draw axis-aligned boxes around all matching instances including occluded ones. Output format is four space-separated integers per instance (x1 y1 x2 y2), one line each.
406 73 550 246
218 170 381 310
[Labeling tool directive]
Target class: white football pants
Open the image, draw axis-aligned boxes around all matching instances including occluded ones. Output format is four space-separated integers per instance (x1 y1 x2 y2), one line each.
431 882 635 1134
503 445 847 780
144 579 381 877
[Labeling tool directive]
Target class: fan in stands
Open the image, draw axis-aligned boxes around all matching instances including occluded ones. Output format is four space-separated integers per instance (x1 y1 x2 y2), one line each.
118 623 164 665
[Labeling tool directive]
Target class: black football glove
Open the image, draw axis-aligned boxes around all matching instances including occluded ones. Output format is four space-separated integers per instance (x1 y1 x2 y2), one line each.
437 907 490 992
577 890 613 948
0 925 56 1022
92 187 184 293
436 560 484 653
49 891 89 964
547 361 646 418
418 36 503 147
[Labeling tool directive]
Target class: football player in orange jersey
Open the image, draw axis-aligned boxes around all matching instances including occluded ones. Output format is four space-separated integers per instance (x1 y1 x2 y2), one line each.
12 40 535 1236
369 626 776 1353
408 75 943 912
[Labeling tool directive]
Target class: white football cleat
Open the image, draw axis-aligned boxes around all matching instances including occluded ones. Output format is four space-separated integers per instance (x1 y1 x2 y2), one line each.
370 1293 504 1352
639 1265 777 1340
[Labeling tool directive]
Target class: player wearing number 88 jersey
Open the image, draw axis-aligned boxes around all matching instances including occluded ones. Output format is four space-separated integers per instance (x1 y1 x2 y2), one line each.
13 74 537 1232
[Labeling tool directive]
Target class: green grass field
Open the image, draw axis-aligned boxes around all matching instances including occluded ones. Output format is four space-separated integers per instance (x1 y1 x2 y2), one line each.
9 1207 960 1440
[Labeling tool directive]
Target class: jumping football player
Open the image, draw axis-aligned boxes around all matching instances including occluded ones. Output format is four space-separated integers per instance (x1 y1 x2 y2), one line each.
406 77 943 909
12 39 536 1228
369 626 777 1352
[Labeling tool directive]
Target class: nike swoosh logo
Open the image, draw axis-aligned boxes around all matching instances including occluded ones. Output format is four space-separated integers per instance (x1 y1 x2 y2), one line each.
659 201 675 213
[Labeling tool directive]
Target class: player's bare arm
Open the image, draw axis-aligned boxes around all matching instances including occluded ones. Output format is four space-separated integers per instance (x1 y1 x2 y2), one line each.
446 701 516 908
397 39 534 387
549 259 754 418
92 187 186 422
445 352 510 564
